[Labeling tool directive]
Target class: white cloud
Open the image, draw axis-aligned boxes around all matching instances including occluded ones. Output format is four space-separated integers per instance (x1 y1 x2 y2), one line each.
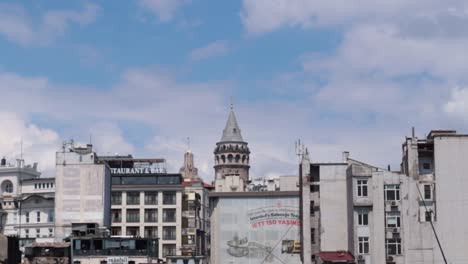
89 123 135 156
0 3 99 46
139 0 189 22
240 0 466 35
189 40 229 62
444 87 468 119
0 112 60 177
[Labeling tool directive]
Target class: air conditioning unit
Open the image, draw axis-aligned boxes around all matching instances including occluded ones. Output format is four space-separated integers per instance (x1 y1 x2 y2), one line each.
358 255 364 260
391 201 397 206
393 228 398 233
387 256 394 261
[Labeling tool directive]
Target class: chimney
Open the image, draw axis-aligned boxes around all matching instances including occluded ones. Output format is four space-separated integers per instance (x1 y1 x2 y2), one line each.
342 151 350 162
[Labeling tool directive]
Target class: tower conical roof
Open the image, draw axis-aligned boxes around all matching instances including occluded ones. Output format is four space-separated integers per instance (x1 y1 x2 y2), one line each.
220 106 244 142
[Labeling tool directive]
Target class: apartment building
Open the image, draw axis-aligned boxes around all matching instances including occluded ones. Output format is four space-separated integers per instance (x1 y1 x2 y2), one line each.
0 158 55 248
100 155 184 259
300 129 468 264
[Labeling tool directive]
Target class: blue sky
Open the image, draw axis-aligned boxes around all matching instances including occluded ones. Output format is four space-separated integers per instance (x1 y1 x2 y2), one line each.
1 0 468 179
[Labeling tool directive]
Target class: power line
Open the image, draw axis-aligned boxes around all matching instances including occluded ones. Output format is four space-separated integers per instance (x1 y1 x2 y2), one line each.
415 182 448 264
260 223 295 264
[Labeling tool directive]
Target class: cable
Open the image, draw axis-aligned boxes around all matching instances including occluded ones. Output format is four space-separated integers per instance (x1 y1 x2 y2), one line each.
260 223 295 264
415 182 448 264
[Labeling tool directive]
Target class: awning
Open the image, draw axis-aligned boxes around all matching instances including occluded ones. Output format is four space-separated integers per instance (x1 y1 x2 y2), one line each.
318 251 355 262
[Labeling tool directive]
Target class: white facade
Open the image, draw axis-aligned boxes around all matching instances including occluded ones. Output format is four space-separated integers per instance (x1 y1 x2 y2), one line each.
0 159 55 248
299 129 468 264
111 188 183 258
54 143 111 240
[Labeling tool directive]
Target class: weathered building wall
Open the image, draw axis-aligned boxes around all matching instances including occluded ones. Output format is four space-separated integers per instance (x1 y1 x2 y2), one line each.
55 146 111 240
210 194 301 264
319 164 351 252
433 136 468 264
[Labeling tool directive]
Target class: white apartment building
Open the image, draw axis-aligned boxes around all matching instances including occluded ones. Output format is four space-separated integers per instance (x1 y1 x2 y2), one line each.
300 129 468 264
0 158 55 248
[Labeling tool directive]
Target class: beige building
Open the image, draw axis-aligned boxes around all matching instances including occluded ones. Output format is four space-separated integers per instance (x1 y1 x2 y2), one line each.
54 142 111 240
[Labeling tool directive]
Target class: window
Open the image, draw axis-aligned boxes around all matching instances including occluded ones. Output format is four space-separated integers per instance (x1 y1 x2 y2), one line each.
36 211 41 222
126 192 140 205
36 229 40 238
49 228 53 237
25 212 30 223
4 181 13 193
425 211 432 222
163 192 176 205
25 229 29 238
310 201 314 216
358 211 369 226
48 210 54 222
358 237 369 254
310 185 320 192
386 212 401 228
386 239 402 255
145 209 158 222
424 185 431 200
423 162 431 170
111 209 122 223
357 180 368 197
126 227 140 237
144 227 158 238
163 209 176 223
111 227 121 236
34 184 37 189
46 183 49 188
311 228 315 244
145 191 158 205
385 185 400 201
162 244 176 257
126 209 140 223
163 226 176 240
111 192 122 205
51 183 54 188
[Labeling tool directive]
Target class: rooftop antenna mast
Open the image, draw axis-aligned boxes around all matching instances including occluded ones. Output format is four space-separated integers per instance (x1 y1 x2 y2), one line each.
20 138 23 160
295 139 305 162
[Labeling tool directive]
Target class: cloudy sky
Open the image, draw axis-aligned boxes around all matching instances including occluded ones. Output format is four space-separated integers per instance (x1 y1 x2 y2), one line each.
0 0 467 180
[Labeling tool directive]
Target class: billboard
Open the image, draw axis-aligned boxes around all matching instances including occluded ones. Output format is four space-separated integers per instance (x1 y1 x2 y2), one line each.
217 196 301 264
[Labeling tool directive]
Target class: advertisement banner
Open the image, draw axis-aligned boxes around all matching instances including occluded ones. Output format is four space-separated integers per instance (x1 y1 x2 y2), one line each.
218 196 302 264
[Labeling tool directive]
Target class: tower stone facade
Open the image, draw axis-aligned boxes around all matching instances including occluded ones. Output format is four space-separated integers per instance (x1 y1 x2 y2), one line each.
213 105 250 182
180 150 199 181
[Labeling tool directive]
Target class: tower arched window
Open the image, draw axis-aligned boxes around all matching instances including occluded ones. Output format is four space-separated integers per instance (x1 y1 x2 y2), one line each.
215 156 220 165
227 154 233 163
242 155 246 163
235 155 240 163
221 155 226 164
2 180 13 193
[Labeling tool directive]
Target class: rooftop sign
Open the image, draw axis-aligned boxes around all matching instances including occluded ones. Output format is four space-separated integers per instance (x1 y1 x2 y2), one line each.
110 167 166 174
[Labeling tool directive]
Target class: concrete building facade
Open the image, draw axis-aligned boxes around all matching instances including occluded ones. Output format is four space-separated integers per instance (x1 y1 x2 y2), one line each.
101 155 183 260
0 158 55 248
299 129 468 264
54 142 111 240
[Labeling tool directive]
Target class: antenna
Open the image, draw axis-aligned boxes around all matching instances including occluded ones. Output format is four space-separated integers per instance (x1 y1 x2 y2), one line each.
295 139 304 162
230 96 234 110
20 138 23 160
186 137 191 151
90 134 93 145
